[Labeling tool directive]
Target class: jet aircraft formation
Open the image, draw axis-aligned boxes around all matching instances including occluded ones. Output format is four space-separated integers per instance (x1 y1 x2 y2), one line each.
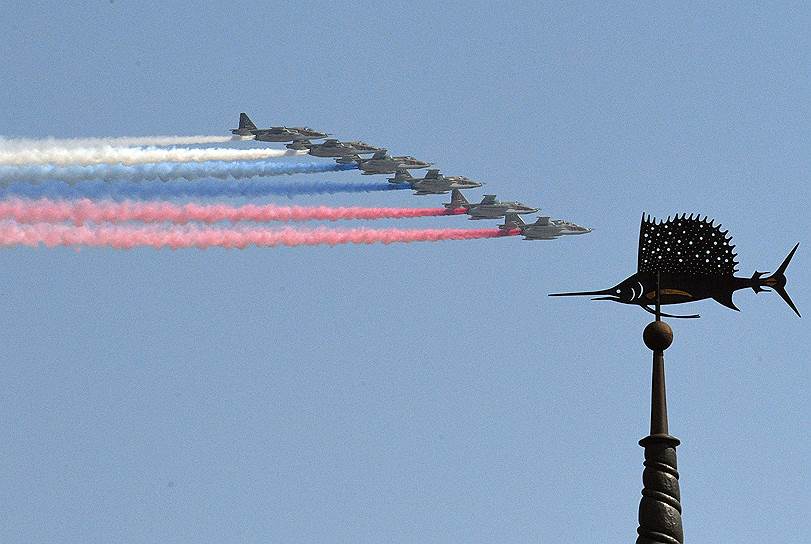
232 113 592 240
0 115 593 251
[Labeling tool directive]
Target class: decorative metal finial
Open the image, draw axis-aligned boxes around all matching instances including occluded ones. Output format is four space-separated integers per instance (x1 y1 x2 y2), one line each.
549 213 800 318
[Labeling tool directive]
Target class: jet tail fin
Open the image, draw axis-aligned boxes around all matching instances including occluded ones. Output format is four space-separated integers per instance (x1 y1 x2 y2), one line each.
239 113 257 131
390 168 413 183
758 243 800 317
500 212 526 231
448 188 469 208
335 154 360 165
286 137 312 150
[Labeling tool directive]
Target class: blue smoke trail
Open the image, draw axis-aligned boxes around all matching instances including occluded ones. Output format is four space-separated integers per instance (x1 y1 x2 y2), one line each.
0 160 357 185
0 179 410 201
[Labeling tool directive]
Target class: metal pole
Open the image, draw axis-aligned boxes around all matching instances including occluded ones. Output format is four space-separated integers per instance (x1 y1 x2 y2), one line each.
637 319 683 544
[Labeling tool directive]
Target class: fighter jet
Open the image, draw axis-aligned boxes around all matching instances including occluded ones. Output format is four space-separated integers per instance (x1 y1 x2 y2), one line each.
499 213 592 239
342 150 432 175
231 113 329 142
287 138 381 157
388 168 483 195
443 189 538 219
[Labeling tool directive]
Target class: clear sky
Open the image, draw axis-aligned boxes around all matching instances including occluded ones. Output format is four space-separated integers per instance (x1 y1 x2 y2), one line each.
1 2 808 542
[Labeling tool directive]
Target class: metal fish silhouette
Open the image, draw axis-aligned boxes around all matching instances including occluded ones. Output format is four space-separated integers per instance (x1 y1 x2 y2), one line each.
550 213 800 319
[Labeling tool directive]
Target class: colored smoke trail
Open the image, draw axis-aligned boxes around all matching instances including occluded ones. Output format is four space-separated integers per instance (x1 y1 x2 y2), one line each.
0 179 408 200
0 146 300 166
0 222 514 249
0 199 466 225
0 135 234 150
0 160 357 185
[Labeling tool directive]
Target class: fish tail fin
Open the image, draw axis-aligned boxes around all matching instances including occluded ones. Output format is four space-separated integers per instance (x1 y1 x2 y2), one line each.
757 243 800 317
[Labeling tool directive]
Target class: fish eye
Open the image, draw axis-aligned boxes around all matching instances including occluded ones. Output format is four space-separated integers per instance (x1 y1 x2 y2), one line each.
616 289 621 294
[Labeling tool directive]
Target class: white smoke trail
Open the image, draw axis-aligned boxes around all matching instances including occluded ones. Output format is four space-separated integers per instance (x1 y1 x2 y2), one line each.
0 135 236 150
0 146 301 166
0 160 357 185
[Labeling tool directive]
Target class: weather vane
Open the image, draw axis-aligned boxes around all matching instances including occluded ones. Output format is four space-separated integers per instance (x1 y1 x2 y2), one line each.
549 214 799 543
550 213 800 318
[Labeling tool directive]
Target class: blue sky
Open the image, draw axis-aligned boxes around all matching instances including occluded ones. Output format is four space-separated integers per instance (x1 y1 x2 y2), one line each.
0 2 808 542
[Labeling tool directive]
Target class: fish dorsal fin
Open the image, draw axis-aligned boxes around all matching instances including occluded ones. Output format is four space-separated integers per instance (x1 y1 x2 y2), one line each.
637 213 738 277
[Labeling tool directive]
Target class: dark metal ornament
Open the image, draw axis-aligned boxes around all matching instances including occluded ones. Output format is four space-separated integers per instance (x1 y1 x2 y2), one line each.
550 213 800 318
548 214 801 542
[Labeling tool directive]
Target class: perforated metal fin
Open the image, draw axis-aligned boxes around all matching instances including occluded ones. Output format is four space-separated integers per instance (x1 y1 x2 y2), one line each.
638 213 738 276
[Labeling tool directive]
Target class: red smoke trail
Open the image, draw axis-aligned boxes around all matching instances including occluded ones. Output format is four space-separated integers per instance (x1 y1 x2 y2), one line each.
0 222 516 249
0 199 467 224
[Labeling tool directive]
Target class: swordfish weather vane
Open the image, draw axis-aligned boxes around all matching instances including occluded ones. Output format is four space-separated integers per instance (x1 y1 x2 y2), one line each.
550 213 800 318
549 213 800 544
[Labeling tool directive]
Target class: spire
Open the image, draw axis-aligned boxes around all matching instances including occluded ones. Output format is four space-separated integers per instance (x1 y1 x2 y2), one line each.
636 318 683 544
